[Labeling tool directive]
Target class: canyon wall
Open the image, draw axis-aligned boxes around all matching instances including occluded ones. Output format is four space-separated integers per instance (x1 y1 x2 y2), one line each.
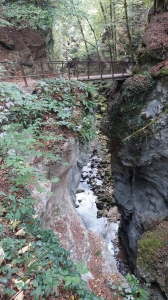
101 10 168 299
30 137 124 297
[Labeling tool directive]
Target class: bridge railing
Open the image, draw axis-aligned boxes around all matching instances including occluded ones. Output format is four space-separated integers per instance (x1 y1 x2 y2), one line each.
0 60 135 86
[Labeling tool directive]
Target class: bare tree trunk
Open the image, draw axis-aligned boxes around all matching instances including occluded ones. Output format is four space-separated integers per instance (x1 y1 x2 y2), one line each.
123 0 134 61
112 0 117 59
71 0 90 59
154 0 168 12
78 19 90 59
99 1 113 61
84 16 100 60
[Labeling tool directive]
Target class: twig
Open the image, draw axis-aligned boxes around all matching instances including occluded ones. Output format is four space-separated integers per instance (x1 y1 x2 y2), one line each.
123 110 168 142
10 290 22 300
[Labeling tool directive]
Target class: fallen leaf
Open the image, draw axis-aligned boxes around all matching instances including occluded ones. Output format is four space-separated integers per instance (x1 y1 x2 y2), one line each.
15 228 25 236
0 247 5 264
10 219 21 230
18 243 32 254
32 214 38 219
13 278 30 290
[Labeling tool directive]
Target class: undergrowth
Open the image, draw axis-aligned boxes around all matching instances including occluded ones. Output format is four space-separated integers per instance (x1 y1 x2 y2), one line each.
0 78 148 299
0 78 103 299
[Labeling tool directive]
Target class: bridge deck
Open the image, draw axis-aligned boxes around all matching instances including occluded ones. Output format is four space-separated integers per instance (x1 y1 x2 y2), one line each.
72 73 131 81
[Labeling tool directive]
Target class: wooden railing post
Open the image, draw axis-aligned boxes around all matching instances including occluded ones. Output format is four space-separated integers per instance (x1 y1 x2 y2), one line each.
77 61 79 79
20 63 28 87
61 61 64 76
68 62 70 79
74 61 76 77
87 61 90 79
40 61 44 78
100 61 103 79
122 61 126 75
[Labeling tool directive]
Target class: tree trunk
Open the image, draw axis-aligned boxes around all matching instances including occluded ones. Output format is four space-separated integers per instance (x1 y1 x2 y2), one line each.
99 1 113 61
154 0 168 11
84 16 100 60
123 0 134 61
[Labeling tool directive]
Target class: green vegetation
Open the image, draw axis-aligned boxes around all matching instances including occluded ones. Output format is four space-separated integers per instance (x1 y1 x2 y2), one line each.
0 0 152 60
0 0 54 31
158 67 168 76
0 78 102 299
0 78 96 185
0 189 103 299
103 72 155 143
109 274 148 300
137 222 168 295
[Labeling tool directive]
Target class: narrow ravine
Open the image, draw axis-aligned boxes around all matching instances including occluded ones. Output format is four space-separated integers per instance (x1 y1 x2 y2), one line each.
75 146 131 276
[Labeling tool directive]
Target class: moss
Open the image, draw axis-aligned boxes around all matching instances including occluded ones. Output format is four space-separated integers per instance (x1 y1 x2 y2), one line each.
138 49 159 65
104 73 155 143
137 222 168 294
158 67 168 76
0 40 15 50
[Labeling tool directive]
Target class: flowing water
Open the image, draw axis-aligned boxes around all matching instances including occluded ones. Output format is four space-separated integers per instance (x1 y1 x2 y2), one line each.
75 153 130 275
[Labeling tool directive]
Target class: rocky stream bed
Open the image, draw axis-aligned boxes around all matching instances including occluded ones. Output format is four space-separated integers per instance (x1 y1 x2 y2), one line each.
75 129 131 277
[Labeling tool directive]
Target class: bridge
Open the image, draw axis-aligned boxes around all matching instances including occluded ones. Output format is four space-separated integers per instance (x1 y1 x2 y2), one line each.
0 60 134 87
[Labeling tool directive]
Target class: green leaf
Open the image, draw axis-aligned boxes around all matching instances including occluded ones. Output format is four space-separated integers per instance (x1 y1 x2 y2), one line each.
0 191 6 196
15 210 21 220
21 206 27 214
35 286 41 296
75 261 90 274
32 279 38 287
51 177 59 183
8 194 16 201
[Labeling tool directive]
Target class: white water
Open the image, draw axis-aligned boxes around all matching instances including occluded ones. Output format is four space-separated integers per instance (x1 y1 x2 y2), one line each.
75 158 119 257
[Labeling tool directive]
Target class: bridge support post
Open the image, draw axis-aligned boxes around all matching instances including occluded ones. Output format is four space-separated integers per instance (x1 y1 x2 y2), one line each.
20 63 28 87
87 61 90 79
68 62 70 80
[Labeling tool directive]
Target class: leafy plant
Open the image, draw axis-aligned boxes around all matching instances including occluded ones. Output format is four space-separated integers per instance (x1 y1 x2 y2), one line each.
0 79 100 299
109 274 148 300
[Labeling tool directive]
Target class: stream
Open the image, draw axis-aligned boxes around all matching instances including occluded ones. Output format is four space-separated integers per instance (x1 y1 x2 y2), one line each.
75 151 131 276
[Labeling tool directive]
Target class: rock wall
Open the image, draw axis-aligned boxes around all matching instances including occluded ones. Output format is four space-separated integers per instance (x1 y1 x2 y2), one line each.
102 76 168 298
29 137 124 297
0 24 51 76
101 10 168 298
106 77 168 257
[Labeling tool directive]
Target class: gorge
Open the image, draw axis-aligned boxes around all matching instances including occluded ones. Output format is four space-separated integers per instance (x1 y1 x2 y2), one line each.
1 2 168 299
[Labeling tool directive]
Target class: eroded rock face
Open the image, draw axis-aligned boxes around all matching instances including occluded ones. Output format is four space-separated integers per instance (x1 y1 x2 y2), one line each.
102 77 168 298
0 25 51 75
137 221 168 299
138 12 168 64
30 137 123 296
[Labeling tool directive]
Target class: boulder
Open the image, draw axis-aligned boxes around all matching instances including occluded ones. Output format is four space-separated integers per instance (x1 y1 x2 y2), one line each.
0 24 51 76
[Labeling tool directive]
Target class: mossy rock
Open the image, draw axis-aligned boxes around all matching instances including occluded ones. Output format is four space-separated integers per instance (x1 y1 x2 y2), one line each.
137 221 168 295
138 49 159 65
102 73 155 143
158 67 168 76
0 39 15 50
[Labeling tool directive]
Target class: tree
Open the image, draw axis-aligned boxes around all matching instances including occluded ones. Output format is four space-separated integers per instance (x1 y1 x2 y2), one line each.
123 0 134 61
154 0 168 12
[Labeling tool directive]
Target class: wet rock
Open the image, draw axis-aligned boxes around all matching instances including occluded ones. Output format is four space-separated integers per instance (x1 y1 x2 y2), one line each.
100 171 105 177
82 172 88 179
97 210 103 218
76 189 85 193
95 200 104 210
